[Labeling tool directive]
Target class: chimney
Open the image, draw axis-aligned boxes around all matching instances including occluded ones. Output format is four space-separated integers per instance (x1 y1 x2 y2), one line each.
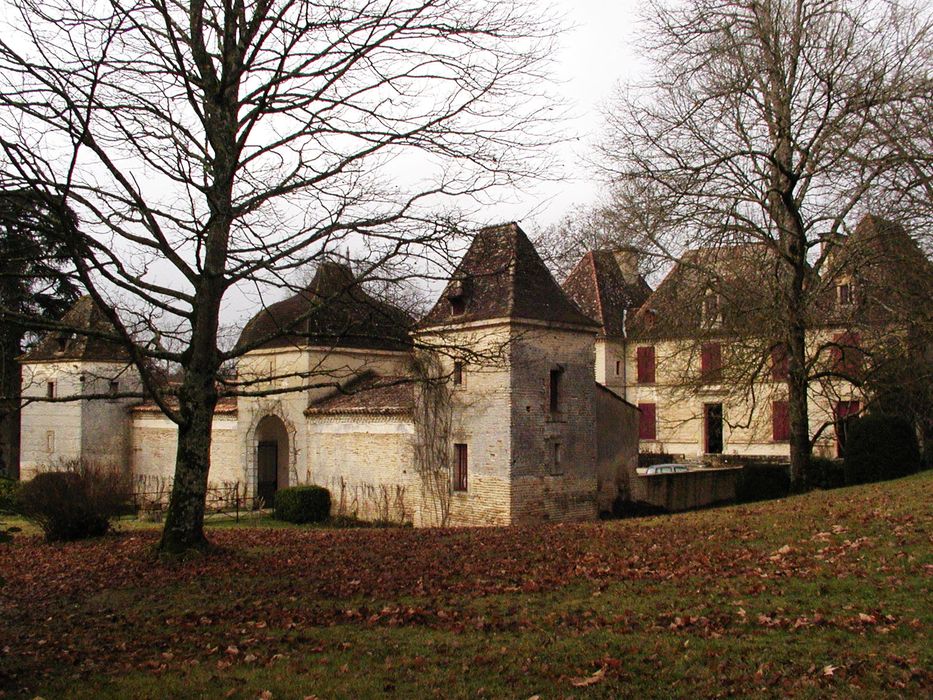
613 247 640 284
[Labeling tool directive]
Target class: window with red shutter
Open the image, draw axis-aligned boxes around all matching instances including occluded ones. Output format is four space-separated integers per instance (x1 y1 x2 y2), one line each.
772 400 790 441
832 332 862 377
771 344 789 381
701 342 722 382
638 403 657 440
636 346 656 384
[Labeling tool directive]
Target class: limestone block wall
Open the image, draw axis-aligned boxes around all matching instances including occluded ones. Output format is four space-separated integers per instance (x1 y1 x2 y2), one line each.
130 411 243 489
418 323 514 527
595 337 627 391
19 361 141 478
237 346 412 494
623 335 866 460
306 415 418 524
509 324 599 524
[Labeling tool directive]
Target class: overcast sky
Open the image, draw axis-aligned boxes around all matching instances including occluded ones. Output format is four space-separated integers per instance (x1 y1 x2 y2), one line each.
488 0 645 232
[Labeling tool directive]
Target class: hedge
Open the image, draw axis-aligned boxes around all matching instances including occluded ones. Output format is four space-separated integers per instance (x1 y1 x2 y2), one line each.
844 413 921 485
273 485 331 524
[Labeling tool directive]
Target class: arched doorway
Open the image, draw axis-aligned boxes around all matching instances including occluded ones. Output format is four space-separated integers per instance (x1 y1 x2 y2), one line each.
255 415 289 506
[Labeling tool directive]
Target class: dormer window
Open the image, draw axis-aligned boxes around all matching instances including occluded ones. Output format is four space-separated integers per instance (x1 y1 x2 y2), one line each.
703 292 721 326
836 282 853 306
446 278 469 316
55 334 68 353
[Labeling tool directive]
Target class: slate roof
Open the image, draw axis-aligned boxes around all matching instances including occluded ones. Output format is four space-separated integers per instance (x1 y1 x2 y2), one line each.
419 223 598 329
236 261 413 352
20 295 129 363
625 243 784 340
305 372 414 416
562 250 652 338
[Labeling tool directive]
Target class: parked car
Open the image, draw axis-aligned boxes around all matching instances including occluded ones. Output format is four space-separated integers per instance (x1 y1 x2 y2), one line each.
640 463 690 475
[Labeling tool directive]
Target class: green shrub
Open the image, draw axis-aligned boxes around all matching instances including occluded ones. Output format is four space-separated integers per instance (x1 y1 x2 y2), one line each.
17 461 132 542
804 457 846 490
735 462 790 503
844 413 921 486
0 477 20 514
273 485 331 524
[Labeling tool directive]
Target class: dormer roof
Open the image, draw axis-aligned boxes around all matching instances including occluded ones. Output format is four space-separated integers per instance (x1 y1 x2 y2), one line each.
20 295 128 363
419 222 598 330
236 261 413 352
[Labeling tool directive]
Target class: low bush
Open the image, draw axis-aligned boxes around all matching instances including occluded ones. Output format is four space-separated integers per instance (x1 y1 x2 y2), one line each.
844 413 921 486
735 462 791 503
17 461 132 542
273 485 331 524
0 477 20 514
805 457 846 490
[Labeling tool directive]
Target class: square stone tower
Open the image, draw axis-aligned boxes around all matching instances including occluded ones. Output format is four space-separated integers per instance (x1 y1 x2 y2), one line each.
416 223 602 525
19 296 142 477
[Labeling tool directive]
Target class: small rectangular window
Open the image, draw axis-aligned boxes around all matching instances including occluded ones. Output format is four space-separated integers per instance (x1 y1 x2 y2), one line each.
46 430 55 452
772 400 790 441
638 403 657 440
109 380 120 396
837 283 852 305
46 381 55 399
636 346 656 384
615 360 621 376
453 443 468 492
452 361 463 386
549 368 562 413
551 442 562 475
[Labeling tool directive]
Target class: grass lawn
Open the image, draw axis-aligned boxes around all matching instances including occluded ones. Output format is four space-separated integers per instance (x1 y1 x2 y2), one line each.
0 473 930 699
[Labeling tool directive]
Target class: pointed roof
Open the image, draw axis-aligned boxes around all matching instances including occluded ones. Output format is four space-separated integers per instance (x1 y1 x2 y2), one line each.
236 261 413 352
419 223 598 329
562 251 652 338
20 295 129 363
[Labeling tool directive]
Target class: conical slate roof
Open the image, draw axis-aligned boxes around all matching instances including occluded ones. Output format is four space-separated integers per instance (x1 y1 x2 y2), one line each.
419 223 598 329
562 250 652 338
20 295 128 363
236 261 413 352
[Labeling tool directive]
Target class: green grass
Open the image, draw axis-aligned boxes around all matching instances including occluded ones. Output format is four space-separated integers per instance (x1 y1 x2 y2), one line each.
1 473 930 698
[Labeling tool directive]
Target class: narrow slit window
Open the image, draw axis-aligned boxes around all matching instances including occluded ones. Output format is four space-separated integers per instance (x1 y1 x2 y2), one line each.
46 381 55 399
549 368 562 413
453 361 463 386
453 443 468 492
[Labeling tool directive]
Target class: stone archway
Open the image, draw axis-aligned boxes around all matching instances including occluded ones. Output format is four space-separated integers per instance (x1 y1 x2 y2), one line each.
254 415 289 506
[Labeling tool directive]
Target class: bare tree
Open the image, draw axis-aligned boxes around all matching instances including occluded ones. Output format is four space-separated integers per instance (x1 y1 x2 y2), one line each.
598 0 932 486
0 0 559 551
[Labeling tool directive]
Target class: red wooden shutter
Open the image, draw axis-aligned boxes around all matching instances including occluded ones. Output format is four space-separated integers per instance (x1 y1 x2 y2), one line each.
772 401 790 441
832 332 862 376
637 346 656 384
638 403 657 440
701 343 722 381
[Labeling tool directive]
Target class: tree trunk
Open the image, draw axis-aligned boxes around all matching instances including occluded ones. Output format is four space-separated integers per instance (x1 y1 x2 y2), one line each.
786 322 810 490
158 371 218 553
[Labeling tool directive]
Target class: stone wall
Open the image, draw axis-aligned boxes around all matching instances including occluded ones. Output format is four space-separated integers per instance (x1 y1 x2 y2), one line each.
595 385 639 509
630 467 741 511
130 411 243 488
509 323 599 524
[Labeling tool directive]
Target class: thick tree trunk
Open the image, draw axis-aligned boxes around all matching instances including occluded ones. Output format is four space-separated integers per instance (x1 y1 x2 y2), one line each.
158 371 218 553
